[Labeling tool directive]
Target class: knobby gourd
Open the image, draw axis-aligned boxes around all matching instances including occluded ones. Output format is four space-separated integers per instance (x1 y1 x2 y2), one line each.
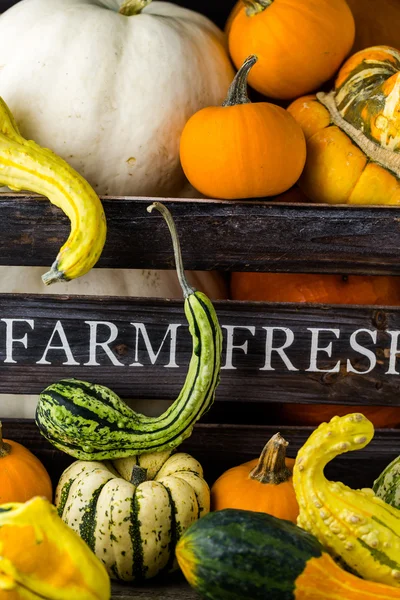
288 46 400 204
0 0 234 197
293 413 400 587
211 433 299 522
0 97 106 284
35 202 222 460
227 0 355 100
180 55 306 199
176 508 400 600
373 455 400 510
0 421 52 504
0 496 110 600
56 450 209 581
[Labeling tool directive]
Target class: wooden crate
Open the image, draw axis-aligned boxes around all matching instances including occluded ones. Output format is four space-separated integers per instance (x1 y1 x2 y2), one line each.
3 194 400 598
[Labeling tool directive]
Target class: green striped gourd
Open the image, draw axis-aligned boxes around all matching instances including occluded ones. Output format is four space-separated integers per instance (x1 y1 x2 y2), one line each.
56 450 209 581
293 413 400 587
35 202 222 460
373 456 400 510
176 508 400 600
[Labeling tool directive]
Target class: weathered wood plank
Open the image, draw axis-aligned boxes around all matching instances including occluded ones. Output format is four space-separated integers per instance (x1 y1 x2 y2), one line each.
1 294 400 405
4 420 400 490
2 195 400 274
111 579 198 600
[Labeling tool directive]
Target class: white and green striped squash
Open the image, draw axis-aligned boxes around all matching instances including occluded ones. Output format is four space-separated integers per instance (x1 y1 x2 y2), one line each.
55 449 210 582
373 455 400 510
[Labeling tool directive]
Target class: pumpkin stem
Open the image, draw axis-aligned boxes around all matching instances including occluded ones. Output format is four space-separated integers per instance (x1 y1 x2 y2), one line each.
130 465 147 486
119 0 152 16
0 422 11 458
147 202 195 299
242 0 273 17
222 55 258 107
249 433 292 484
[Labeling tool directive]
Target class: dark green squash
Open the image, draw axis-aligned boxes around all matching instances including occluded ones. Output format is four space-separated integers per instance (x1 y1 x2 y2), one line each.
35 203 222 460
175 509 400 600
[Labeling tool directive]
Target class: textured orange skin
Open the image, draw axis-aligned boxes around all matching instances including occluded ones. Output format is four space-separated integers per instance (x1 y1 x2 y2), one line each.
0 439 52 504
180 103 306 200
210 455 299 523
288 95 400 204
230 271 400 428
228 0 355 100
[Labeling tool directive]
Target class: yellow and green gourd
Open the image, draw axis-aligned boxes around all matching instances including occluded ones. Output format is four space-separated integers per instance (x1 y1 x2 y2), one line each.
35 203 222 460
293 413 400 587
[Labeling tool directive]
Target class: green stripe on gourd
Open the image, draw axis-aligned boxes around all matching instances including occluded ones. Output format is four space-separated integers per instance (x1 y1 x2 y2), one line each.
35 202 222 461
374 456 400 510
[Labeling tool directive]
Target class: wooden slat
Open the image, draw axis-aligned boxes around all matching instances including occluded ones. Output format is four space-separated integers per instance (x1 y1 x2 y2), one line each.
4 419 400 490
111 579 198 599
2 195 400 274
1 294 400 405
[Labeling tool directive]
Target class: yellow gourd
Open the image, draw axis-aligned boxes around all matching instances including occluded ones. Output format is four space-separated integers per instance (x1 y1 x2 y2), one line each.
293 413 400 588
0 97 106 285
0 496 110 599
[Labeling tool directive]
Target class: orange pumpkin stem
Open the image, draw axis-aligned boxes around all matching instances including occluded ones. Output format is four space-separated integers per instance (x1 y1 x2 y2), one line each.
0 422 11 458
222 55 258 107
242 0 273 16
249 433 291 484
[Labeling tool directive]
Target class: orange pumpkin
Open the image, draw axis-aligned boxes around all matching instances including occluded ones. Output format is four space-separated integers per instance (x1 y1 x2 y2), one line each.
0 421 52 503
230 272 400 305
230 272 400 428
288 46 400 205
227 0 355 100
211 433 299 522
180 55 306 200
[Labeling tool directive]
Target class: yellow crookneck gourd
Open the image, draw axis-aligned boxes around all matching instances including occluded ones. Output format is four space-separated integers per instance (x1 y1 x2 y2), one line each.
293 413 400 588
0 496 110 600
0 97 106 285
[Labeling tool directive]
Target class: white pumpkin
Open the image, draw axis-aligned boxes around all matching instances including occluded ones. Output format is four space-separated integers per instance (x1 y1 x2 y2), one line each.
0 0 234 197
56 450 210 581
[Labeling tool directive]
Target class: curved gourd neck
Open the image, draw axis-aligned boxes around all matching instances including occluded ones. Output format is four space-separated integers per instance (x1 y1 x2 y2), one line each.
147 202 195 298
0 97 106 285
249 433 291 484
222 55 257 107
242 0 273 16
119 0 152 16
0 422 11 458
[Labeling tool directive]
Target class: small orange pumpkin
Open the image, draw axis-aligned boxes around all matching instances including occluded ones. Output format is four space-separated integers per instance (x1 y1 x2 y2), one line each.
180 55 306 200
0 421 52 503
211 433 299 522
228 0 355 100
